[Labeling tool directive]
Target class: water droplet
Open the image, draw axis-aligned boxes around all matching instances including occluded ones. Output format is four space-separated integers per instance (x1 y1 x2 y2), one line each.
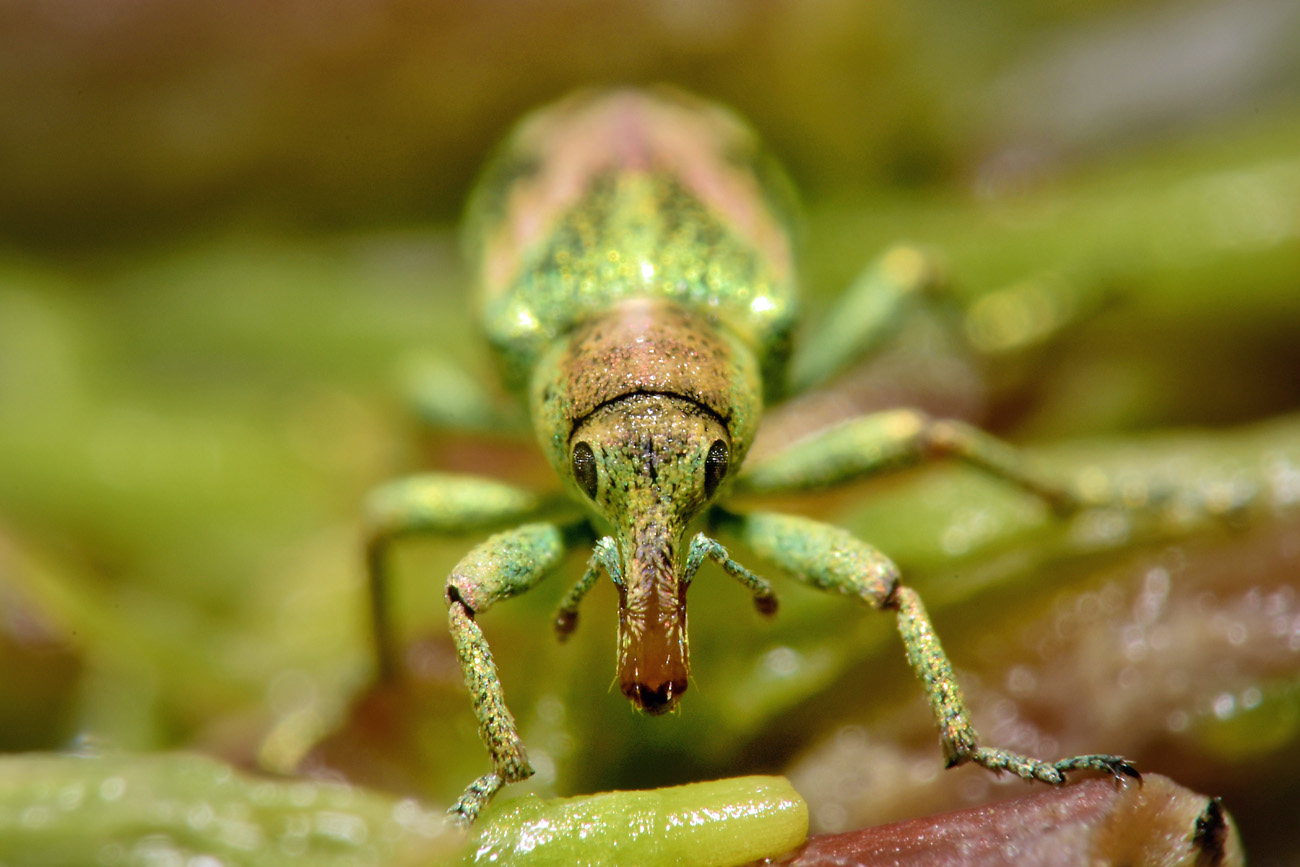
21 805 51 828
97 841 127 866
991 699 1018 724
763 645 801 677
815 802 848 833
908 758 939 785
1122 624 1148 662
131 834 184 867
218 820 263 851
99 777 126 802
279 814 310 856
288 782 316 809
186 803 214 831
56 782 85 811
313 811 369 845
249 782 278 807
534 693 566 726
833 725 868 751
1006 666 1036 695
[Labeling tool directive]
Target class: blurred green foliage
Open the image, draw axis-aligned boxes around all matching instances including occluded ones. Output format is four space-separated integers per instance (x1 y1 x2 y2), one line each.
0 752 459 866
1 0 1299 863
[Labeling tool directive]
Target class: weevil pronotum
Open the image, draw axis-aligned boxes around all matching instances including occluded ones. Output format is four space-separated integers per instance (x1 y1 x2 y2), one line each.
363 87 1139 825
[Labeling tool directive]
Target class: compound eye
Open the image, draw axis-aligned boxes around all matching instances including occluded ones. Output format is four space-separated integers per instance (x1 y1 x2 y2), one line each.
571 441 598 499
704 439 729 500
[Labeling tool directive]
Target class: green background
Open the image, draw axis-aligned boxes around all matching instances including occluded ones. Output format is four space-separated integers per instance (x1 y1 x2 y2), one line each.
2 0 1299 863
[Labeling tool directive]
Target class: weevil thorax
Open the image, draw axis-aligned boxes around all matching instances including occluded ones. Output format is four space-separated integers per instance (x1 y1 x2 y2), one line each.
464 88 798 715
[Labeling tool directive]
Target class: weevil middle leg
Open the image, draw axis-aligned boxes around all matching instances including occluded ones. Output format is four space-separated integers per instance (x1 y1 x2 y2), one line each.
736 407 1087 514
364 473 568 679
788 243 1093 394
758 245 1101 513
711 509 1138 783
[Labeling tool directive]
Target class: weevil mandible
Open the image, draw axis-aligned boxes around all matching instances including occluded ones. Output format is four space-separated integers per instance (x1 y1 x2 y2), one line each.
363 88 1138 825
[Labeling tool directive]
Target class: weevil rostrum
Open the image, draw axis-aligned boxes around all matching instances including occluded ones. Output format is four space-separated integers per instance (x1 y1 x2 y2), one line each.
363 88 1138 825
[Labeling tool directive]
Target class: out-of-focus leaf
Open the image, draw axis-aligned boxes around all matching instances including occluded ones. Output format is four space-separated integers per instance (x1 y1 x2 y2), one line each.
0 753 807 867
0 752 460 866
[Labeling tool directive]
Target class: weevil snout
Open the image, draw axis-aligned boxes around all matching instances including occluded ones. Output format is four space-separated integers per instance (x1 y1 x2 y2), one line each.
627 682 683 715
617 527 690 715
567 393 733 714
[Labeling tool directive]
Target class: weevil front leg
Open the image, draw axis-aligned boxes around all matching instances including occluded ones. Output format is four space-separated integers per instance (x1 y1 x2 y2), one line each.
553 537 617 638
550 533 779 641
736 407 1086 514
711 508 1139 784
364 473 561 680
684 534 779 616
444 521 574 825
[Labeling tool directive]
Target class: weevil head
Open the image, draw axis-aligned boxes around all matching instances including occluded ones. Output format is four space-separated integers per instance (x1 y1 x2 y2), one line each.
531 299 762 715
572 394 730 713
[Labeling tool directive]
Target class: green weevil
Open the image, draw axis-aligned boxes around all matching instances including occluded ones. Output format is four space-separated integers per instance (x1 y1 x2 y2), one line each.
363 87 1138 825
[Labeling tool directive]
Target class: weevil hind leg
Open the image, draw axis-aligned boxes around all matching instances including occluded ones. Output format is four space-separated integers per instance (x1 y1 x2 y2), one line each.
789 244 1100 397
772 247 1110 512
789 245 943 395
712 509 1138 788
888 584 1139 784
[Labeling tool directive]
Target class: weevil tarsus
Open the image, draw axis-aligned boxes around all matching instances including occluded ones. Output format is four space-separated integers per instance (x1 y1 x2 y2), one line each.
362 88 1135 822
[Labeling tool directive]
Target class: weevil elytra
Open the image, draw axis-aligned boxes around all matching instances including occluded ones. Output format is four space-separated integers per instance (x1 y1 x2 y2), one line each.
364 87 1138 825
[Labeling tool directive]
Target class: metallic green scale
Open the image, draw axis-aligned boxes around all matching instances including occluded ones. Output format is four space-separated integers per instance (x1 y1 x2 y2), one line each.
491 173 793 396
364 88 1137 831
466 93 798 398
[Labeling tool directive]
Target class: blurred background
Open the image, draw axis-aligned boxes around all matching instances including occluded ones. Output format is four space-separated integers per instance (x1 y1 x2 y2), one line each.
1 0 1299 863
